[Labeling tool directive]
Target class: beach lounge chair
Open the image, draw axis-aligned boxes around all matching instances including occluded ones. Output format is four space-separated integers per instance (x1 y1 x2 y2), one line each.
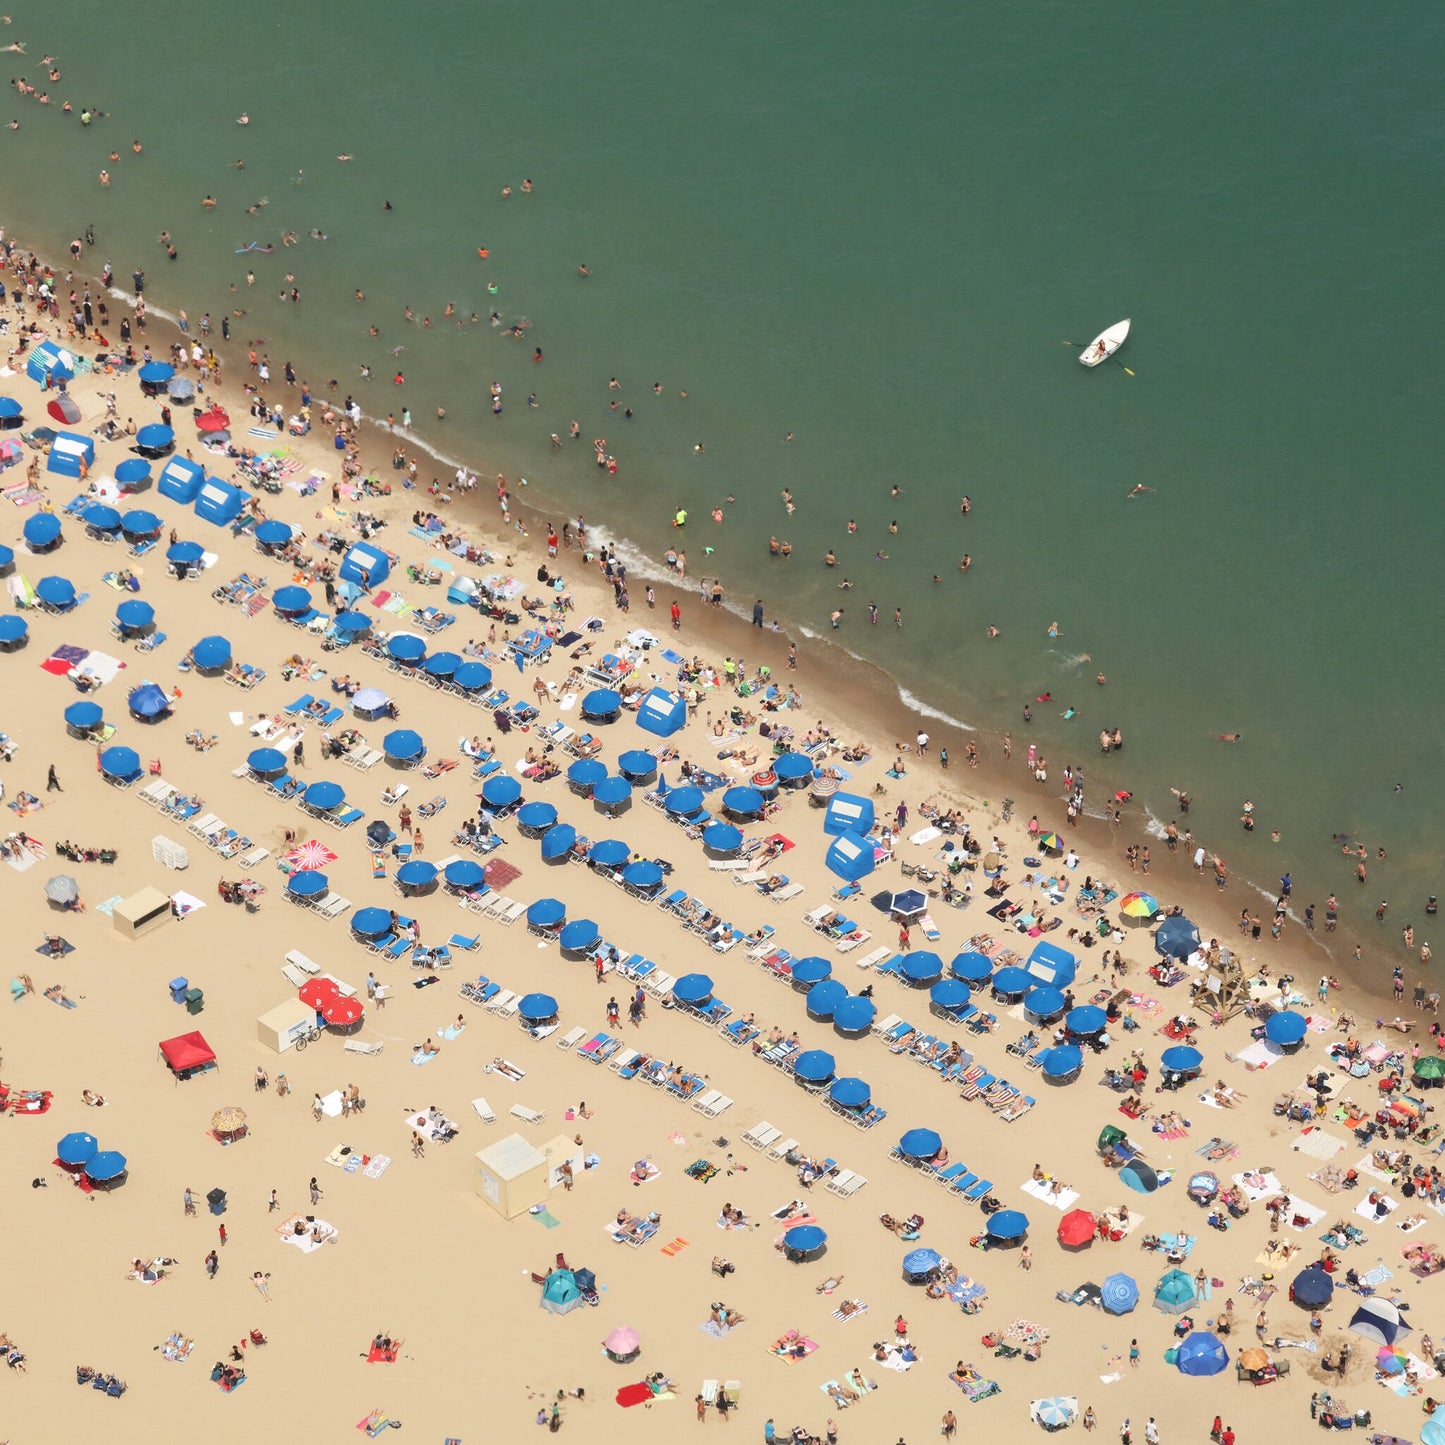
999 1095 1036 1123
184 812 219 839
607 1047 643 1074
315 894 350 919
933 1162 969 1190
870 1012 903 1038
960 1177 993 1202
482 894 512 920
770 882 805 903
510 1103 546 1125
696 1093 732 1119
471 1097 496 1123
554 1025 587 1051
732 869 768 886
836 929 871 954
499 900 527 927
643 970 675 999
709 857 747 872
947 1172 979 1198
284 949 321 976
329 807 365 829
766 1136 799 1163
802 904 832 929
238 845 270 868
487 990 520 1016
343 1039 384 1056
448 932 480 952
831 1170 868 1197
742 1122 780 1151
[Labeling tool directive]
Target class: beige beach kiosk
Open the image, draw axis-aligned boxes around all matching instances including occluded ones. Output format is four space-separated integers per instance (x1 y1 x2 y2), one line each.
112 885 174 940
256 998 316 1054
475 1133 548 1219
540 1134 586 1191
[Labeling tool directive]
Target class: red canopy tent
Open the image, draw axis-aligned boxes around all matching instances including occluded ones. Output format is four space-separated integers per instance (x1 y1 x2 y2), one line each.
159 1030 217 1078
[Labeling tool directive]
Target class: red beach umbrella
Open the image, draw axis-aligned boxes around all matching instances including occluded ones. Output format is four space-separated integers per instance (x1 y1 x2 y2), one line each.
1057 1209 1097 1248
299 978 340 1010
322 996 364 1029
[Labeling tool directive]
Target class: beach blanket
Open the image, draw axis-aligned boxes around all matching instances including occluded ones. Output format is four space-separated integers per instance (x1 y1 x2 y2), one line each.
1292 1127 1347 1161
1020 1177 1080 1211
769 1330 818 1362
1357 1194 1399 1223
277 1213 338 1252
1235 1039 1286 1070
1232 1170 1283 1202
686 1160 719 1183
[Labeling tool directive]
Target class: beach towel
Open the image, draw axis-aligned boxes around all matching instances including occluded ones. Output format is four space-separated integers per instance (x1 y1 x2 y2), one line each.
686 1160 719 1183
660 1237 690 1256
531 1208 561 1228
1292 1127 1347 1161
363 1155 391 1180
830 1301 869 1323
438 1023 465 1040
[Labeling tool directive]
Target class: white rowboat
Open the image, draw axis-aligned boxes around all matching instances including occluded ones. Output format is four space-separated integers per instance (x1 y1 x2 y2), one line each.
1080 318 1130 368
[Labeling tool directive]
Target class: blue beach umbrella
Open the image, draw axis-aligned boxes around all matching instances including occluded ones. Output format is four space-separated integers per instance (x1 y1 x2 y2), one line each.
898 1128 943 1161
247 746 287 775
1041 1044 1084 1080
721 785 765 818
121 508 161 537
168 376 196 402
1033 1401 1078 1430
138 361 174 383
135 423 174 452
793 1049 836 1083
665 785 704 817
1066 1005 1109 1038
832 996 876 1034
1102 1273 1140 1314
929 978 972 1012
383 728 426 761
518 992 560 1023
114 458 151 485
889 888 929 918
903 1247 943 1278
0 542 12 569
22 512 61 548
0 395 21 418
806 979 848 1019
541 823 578 860
1024 986 1067 1023
287 870 330 898
1156 914 1203 959
1175 1332 1229 1377
593 776 633 810
581 688 621 721
829 1076 871 1109
617 750 658 781
423 650 461 678
98 745 140 778
516 800 558 833
621 859 663 890
452 660 492 691
950 950 993 985
559 918 601 953
128 682 171 718
350 906 393 938
396 859 438 888
116 599 154 630
783 1225 826 1256
387 633 427 662
567 757 606 789
0 614 26 643
480 774 522 808
790 956 833 987
334 610 371 634
1161 1045 1204 1073
254 519 292 547
272 584 312 614
901 951 944 985
191 635 231 670
527 898 567 929
1291 1267 1333 1309
167 540 205 565
672 973 714 1006
774 751 814 783
84 504 122 532
35 575 76 607
64 700 103 730
85 1150 128 1183
991 966 1032 1000
444 859 486 891
985 1210 1029 1243
303 780 346 812
588 839 631 868
1265 1010 1309 1047
702 822 743 854
57 1131 99 1166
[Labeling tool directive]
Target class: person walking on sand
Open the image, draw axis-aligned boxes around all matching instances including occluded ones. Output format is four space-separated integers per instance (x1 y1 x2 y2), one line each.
268 1189 279 1213
309 1176 322 1205
184 1187 196 1216
942 1409 957 1438
205 1248 218 1279
218 1223 227 1246
47 763 61 792
398 803 412 834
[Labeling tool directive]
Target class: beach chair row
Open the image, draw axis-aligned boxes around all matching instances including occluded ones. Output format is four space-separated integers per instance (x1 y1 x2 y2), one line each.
801 903 872 952
887 1148 995 1204
135 779 272 867
738 1121 868 1198
457 974 522 1018
866 1011 1033 1120
575 1034 734 1115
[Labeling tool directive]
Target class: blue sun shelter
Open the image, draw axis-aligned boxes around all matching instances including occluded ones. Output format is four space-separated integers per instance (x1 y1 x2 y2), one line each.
26 339 76 386
825 829 875 884
824 792 874 838
192 476 246 527
157 455 205 505
46 432 95 478
1025 940 1077 989
340 540 391 590
635 687 686 738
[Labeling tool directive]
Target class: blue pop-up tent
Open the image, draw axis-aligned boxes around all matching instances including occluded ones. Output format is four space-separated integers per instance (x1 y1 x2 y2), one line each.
26 339 76 385
635 686 686 737
46 431 95 478
192 478 246 527
340 540 391 589
157 455 205 504
824 792 874 837
1025 940 1077 989
825 829 875 882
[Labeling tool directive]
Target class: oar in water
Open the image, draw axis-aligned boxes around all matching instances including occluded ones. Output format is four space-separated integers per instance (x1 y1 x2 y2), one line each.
1062 340 1135 377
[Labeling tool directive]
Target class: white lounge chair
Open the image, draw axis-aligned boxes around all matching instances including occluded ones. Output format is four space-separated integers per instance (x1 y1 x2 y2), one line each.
485 989 518 1014
856 946 892 970
239 845 270 868
741 1121 780 1150
766 1135 799 1162
315 894 350 919
831 1171 868 1197
695 1092 732 1118
690 1088 724 1115
280 963 311 989
836 929 870 954
482 894 512 920
284 949 321 975
801 904 832 928
554 1025 587 1051
770 882 805 903
510 1103 546 1125
870 1012 902 1037
709 858 747 872
732 869 767 886
471 1096 496 1122
343 1039 384 1056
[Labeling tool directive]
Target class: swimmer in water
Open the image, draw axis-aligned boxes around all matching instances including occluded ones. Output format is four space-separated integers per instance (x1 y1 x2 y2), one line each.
1127 483 1156 497
1047 621 1060 637
337 154 352 161
1217 733 1242 743
236 113 249 125
577 263 589 277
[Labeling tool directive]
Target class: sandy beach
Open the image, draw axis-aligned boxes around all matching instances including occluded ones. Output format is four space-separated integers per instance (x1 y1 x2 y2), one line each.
0 272 1439 1445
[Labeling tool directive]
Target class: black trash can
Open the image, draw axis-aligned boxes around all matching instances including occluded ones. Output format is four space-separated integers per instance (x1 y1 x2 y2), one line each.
206 1187 227 1216
185 987 205 1016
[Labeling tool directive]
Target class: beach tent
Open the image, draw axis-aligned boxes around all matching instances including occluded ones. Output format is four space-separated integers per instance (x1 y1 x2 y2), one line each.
157 455 205 504
474 1133 548 1220
824 829 875 883
1175 1332 1229 1377
1154 1268 1197 1313
1025 940 1077 989
635 686 686 738
1119 1158 1160 1194
540 1268 582 1315
1425 1407 1445 1445
46 431 95 478
26 339 76 385
823 792 874 838
159 1030 216 1078
192 478 246 527
340 540 391 589
46 394 81 424
1350 1298 1407 1346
